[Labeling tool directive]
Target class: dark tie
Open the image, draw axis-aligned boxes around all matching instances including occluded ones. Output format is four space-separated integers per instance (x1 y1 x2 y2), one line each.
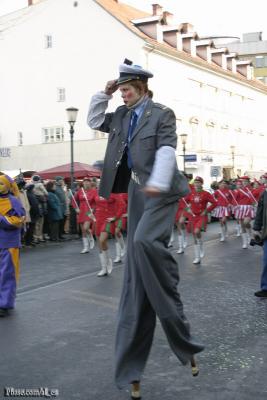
126 110 138 168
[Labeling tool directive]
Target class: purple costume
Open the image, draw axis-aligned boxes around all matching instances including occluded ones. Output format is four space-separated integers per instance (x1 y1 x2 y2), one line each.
0 192 25 310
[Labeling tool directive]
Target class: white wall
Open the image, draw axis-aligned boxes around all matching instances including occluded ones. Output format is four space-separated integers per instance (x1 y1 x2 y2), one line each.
0 0 143 146
0 137 108 171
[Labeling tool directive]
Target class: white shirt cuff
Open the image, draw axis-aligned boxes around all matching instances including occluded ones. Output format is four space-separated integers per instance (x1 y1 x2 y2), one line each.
146 146 176 192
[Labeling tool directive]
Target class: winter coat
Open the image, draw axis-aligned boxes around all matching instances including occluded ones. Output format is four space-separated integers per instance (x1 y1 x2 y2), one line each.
47 191 63 221
55 184 67 215
254 189 267 240
26 189 41 223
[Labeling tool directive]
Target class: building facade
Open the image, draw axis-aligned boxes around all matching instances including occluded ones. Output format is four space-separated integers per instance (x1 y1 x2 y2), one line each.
0 0 266 183
221 32 267 85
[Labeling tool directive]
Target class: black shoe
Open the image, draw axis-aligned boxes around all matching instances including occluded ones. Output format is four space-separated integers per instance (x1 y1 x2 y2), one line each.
0 308 9 318
254 290 267 298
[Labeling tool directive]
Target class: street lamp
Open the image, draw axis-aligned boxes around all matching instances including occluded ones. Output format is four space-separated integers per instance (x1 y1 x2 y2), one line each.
230 145 235 176
66 107 79 190
180 133 188 172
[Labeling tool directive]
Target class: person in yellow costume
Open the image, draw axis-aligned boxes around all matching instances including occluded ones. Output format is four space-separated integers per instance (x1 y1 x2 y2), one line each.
0 174 25 317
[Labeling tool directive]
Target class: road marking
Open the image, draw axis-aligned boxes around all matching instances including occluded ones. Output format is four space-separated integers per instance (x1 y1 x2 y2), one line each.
17 230 239 296
71 289 119 305
70 290 118 310
17 265 124 296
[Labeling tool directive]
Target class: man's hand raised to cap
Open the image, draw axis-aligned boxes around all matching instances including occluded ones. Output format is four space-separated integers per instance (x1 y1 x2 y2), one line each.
104 80 118 96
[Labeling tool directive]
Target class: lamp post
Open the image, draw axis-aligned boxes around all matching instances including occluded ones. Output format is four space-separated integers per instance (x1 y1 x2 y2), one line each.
230 145 235 177
180 133 188 172
66 107 79 190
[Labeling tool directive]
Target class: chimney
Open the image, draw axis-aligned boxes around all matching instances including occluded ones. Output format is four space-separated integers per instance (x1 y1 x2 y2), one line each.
28 0 41 5
162 11 174 25
180 22 194 34
210 48 228 69
152 4 163 16
194 39 213 62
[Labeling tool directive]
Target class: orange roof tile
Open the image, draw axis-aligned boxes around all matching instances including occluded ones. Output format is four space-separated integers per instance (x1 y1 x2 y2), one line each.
94 0 267 93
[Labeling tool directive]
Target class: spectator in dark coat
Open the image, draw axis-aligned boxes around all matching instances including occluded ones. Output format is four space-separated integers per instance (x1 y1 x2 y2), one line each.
31 174 48 243
253 189 267 298
46 181 63 241
25 183 40 247
54 176 67 239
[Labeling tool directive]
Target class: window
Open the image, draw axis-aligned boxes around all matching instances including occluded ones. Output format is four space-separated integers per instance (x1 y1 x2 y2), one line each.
17 131 23 146
57 88 66 102
42 126 64 143
45 35 52 48
255 56 267 68
255 56 264 67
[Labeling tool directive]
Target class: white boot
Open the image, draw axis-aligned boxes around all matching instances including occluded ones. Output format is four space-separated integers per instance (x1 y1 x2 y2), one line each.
197 239 205 258
114 242 122 263
246 231 251 246
182 230 187 248
103 249 113 275
236 224 241 237
176 235 184 254
97 253 107 277
193 244 201 264
168 229 174 247
80 237 89 254
87 233 95 250
220 226 225 242
241 233 248 249
117 235 126 257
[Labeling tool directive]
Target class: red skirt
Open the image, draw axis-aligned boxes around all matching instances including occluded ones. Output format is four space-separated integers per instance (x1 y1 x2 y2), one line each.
95 220 116 237
212 206 230 218
175 208 191 223
187 215 208 233
234 205 255 220
77 209 95 224
115 216 127 231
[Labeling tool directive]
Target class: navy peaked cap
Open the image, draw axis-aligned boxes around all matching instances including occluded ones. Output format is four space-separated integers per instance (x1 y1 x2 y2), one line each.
117 59 153 84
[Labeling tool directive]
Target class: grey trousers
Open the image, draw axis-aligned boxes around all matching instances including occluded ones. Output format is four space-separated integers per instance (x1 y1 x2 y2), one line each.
115 180 204 388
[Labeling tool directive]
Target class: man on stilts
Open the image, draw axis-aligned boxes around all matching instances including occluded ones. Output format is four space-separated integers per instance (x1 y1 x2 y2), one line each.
88 59 204 398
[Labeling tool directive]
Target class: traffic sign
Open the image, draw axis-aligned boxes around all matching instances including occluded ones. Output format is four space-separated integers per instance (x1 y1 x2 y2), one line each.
184 154 197 162
210 166 221 177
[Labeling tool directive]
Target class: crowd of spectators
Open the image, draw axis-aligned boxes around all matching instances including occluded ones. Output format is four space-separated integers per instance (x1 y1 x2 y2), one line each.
16 174 89 248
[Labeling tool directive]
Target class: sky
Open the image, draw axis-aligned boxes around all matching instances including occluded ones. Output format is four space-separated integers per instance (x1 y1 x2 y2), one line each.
0 0 266 40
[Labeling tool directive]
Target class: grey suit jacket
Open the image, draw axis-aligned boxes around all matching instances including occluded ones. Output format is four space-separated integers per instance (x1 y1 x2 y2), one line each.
96 98 189 200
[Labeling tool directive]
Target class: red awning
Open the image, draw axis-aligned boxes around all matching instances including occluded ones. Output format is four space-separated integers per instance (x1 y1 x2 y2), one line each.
37 162 101 180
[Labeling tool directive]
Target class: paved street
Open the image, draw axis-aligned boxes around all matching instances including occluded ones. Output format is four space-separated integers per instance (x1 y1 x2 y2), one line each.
1 222 267 400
